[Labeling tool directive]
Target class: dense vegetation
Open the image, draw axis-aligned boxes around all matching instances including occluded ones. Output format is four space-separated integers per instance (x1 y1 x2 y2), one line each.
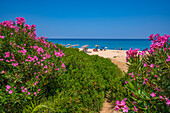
0 17 122 112
116 34 170 112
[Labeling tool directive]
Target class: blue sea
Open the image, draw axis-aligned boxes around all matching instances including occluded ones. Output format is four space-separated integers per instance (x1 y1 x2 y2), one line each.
47 39 151 50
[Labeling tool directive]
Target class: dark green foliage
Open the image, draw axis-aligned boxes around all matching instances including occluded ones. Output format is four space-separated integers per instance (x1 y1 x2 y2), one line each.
50 46 123 112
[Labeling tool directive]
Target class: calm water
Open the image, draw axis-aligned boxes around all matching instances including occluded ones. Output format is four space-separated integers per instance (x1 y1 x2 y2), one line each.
47 39 151 50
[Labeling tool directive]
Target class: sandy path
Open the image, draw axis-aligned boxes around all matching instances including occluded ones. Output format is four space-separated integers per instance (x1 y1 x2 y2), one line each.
85 49 128 113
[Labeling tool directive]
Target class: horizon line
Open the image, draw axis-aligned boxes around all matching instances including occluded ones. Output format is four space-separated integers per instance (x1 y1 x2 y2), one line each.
47 37 148 39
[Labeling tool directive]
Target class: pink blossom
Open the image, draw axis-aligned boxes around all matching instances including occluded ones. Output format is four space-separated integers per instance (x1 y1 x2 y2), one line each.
150 64 154 68
143 80 146 84
28 92 31 95
34 92 37 96
9 90 13 94
166 55 170 62
155 75 158 77
159 95 163 99
14 87 16 89
22 89 25 92
16 17 25 25
144 63 147 67
0 58 4 61
61 63 65 68
38 89 41 91
5 52 10 58
0 35 5 39
44 65 47 68
150 92 156 97
134 106 137 112
12 62 18 66
123 105 129 112
115 105 120 111
125 81 128 84
36 76 38 79
6 85 11 89
21 86 24 89
1 70 4 74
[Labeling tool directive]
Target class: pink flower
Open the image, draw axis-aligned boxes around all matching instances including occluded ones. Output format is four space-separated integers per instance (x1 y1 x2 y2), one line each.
150 64 154 68
14 87 16 89
44 65 47 68
115 105 120 111
6 85 11 89
16 17 25 25
61 63 65 68
123 105 129 112
134 106 137 112
143 80 146 84
155 75 158 77
21 86 24 89
36 76 38 79
0 58 4 61
150 92 156 97
9 90 13 94
38 89 41 91
166 55 170 62
1 70 4 74
34 92 37 96
22 89 25 92
125 81 128 84
144 63 147 67
0 35 5 39
28 92 31 95
159 95 163 99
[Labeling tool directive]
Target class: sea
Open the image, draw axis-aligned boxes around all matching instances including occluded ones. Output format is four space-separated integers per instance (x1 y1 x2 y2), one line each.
47 39 151 50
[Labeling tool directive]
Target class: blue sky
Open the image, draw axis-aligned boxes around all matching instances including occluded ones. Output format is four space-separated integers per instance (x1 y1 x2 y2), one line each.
1 0 170 39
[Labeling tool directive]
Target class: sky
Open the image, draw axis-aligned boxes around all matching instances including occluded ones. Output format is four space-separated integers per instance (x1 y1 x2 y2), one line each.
1 0 170 39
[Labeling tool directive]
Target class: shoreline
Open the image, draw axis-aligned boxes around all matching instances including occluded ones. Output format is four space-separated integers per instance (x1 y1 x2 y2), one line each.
79 48 128 73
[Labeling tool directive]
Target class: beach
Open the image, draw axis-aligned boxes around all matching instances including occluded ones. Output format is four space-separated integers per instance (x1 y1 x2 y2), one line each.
80 49 128 73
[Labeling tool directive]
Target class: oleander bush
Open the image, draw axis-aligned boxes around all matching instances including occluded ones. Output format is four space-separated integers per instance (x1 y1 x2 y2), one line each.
115 34 170 112
0 17 66 112
0 17 123 112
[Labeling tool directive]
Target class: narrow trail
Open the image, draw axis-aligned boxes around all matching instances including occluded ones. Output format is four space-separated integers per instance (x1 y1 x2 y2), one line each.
100 58 128 113
85 49 128 113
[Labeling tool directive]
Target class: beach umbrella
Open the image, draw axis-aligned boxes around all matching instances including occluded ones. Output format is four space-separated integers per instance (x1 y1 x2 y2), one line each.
81 45 89 48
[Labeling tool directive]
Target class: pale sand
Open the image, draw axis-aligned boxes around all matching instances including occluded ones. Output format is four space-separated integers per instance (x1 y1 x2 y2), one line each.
81 49 128 73
79 48 127 113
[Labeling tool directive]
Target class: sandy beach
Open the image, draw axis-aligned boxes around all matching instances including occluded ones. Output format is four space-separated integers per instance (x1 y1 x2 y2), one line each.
80 49 128 73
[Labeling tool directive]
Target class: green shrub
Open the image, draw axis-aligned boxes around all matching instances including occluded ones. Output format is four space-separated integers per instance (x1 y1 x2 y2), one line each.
0 17 65 112
50 46 123 112
0 17 123 112
115 34 170 112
